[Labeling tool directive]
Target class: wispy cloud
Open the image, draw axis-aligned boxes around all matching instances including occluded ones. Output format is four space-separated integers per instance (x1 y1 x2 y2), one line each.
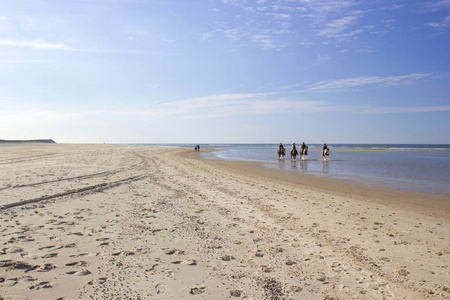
427 15 450 30
0 39 145 54
317 15 361 38
0 39 80 51
307 73 437 92
315 53 331 65
207 0 300 50
5 94 448 124
0 110 79 125
114 93 333 119
0 60 56 64
363 105 450 114
422 0 450 11
108 91 450 119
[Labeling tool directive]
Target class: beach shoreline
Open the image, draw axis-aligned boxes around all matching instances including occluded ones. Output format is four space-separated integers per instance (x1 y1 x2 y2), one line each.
187 149 450 219
1 144 448 299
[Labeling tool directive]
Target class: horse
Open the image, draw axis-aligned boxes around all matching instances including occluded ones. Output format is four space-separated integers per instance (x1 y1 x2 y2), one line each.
277 148 285 158
291 149 298 160
321 148 330 158
300 146 308 158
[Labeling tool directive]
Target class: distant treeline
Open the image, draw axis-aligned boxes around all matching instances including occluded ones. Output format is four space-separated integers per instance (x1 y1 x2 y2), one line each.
0 139 56 144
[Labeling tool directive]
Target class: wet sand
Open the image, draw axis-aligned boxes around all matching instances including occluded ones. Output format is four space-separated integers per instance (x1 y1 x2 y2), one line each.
0 144 449 299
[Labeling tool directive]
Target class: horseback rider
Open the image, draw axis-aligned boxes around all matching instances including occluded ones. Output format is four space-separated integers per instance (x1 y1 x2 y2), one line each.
322 143 329 157
279 143 285 151
301 142 307 155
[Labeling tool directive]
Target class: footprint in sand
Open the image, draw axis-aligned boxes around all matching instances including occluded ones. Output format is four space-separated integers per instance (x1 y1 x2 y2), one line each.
38 245 56 250
69 232 84 236
162 248 184 255
190 286 206 295
171 259 196 265
29 281 53 290
221 255 235 261
37 263 56 272
231 273 246 280
96 238 109 241
155 282 167 295
285 259 296 266
66 269 91 276
41 253 58 258
65 261 88 267
255 250 264 257
229 290 243 297
1 246 25 254
97 277 108 284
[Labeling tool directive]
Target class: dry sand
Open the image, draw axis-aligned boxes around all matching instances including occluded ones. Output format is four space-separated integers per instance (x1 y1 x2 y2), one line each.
0 144 448 299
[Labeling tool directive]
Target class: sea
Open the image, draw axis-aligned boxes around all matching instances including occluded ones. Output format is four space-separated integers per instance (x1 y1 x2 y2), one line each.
152 143 450 196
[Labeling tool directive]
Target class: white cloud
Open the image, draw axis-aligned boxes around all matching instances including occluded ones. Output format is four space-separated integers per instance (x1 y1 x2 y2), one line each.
307 73 436 92
317 15 361 38
427 15 450 29
271 13 292 20
315 53 331 65
0 110 79 126
363 105 450 114
423 0 450 11
112 91 450 119
0 39 78 51
0 60 56 64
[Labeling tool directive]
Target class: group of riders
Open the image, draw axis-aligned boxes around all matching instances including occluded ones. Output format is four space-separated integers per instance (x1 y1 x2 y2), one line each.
278 142 330 159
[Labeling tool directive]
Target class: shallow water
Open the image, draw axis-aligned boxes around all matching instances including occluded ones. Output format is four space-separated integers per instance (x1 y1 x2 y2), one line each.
197 144 450 195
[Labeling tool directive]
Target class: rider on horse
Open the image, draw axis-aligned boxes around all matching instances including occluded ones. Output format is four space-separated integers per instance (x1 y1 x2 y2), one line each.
321 143 329 158
291 143 298 159
300 142 308 155
278 143 286 158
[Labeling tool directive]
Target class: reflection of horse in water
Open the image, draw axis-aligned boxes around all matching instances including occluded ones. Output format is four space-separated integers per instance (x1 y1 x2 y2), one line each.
291 149 298 160
277 148 285 158
321 149 330 159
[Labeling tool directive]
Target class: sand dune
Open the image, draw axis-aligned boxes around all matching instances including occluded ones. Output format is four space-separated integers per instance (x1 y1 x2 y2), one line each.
0 144 448 299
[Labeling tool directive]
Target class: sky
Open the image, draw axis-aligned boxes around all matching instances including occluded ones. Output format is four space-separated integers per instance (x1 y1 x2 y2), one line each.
0 0 449 144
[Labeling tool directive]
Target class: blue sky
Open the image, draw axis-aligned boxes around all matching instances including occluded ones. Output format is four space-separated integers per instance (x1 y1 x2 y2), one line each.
0 0 449 144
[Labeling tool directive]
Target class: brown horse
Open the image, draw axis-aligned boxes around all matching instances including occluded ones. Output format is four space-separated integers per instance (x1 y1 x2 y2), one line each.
321 148 330 158
291 149 298 160
277 148 285 158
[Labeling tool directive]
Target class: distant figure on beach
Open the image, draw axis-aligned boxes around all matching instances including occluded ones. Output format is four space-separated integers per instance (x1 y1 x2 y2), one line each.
300 142 308 156
194 145 198 151
197 144 200 152
277 143 285 158
321 143 330 158
290 143 298 160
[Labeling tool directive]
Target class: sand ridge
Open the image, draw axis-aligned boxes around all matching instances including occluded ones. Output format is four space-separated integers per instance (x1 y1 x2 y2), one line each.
0 144 448 299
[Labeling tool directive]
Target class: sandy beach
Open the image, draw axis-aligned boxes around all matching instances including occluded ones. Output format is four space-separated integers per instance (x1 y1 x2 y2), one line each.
0 144 448 299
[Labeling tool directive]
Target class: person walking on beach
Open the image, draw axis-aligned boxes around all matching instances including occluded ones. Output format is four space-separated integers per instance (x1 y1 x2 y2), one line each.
197 144 200 152
195 145 198 151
